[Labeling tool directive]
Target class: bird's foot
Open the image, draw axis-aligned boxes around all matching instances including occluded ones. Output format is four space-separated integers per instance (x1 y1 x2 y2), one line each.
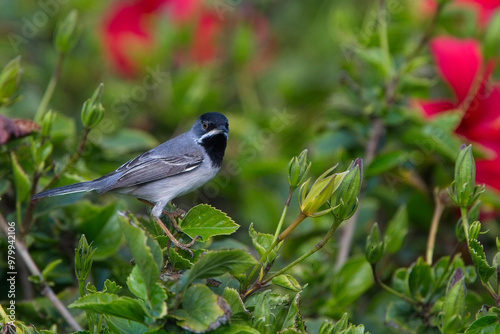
153 216 198 257
163 208 185 232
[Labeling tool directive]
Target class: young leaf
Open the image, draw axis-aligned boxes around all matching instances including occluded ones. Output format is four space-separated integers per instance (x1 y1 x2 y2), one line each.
271 275 302 292
249 223 276 261
11 152 30 202
330 256 374 307
468 239 496 283
281 292 306 333
173 284 231 333
180 204 239 240
181 249 257 289
69 293 148 324
223 287 249 316
408 257 433 301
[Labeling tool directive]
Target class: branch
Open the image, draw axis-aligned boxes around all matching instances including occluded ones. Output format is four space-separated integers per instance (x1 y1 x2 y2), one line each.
0 211 83 331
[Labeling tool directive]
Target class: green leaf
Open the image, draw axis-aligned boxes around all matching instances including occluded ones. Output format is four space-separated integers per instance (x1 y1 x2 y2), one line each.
249 223 276 261
281 292 305 333
173 284 231 333
408 257 433 301
465 315 500 334
180 204 239 240
441 269 467 334
69 293 148 323
365 151 407 177
41 259 62 281
271 275 302 292
11 152 31 202
119 214 162 296
384 205 408 254
105 315 150 334
181 250 257 289
469 239 496 283
168 248 194 270
330 256 374 307
223 287 249 316
210 323 260 334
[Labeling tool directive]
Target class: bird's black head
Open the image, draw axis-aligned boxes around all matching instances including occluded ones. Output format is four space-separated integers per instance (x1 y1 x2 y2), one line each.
193 112 229 168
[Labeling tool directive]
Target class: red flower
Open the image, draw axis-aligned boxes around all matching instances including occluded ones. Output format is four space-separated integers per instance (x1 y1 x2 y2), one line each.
420 0 500 26
101 0 222 77
415 36 500 191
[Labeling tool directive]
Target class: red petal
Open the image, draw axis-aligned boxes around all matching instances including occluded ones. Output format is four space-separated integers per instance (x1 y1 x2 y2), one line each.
430 37 482 103
456 0 500 25
413 99 456 118
456 85 500 152
476 158 500 191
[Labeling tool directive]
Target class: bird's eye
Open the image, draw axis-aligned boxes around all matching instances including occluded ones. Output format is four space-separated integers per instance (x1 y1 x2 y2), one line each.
202 122 209 130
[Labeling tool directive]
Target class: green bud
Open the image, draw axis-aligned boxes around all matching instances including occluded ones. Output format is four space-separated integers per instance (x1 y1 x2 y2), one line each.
287 149 311 190
365 223 385 264
332 158 363 222
75 234 96 281
0 56 22 106
468 221 481 240
55 10 79 54
298 165 347 217
41 109 55 138
81 83 104 129
496 237 500 253
448 144 484 208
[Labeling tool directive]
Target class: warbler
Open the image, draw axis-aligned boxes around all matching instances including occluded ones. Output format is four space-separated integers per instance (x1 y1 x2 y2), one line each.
33 112 229 219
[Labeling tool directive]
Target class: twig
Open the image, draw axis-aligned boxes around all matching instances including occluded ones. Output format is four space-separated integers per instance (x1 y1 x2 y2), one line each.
335 118 383 269
34 53 64 123
42 128 90 192
0 211 83 331
425 188 446 265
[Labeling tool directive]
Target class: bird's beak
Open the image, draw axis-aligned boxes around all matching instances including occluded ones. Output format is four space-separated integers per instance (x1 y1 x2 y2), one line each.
219 125 229 134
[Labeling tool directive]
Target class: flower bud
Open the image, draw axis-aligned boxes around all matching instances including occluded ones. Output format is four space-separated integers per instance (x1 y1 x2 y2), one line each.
298 165 347 217
55 10 79 54
365 223 385 264
0 56 22 106
81 83 104 129
448 144 484 208
287 149 311 190
332 158 363 221
74 234 96 281
468 221 481 240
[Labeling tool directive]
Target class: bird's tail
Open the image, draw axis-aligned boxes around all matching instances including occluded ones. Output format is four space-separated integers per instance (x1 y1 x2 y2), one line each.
32 181 97 199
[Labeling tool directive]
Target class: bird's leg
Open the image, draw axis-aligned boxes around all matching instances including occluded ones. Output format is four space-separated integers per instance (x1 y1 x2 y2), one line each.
138 199 185 231
152 216 199 256
138 199 199 255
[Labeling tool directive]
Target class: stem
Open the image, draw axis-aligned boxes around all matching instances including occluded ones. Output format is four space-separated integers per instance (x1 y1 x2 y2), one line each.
426 189 446 265
243 212 307 293
78 277 94 334
335 118 383 269
378 0 392 77
263 218 343 285
371 263 417 305
42 128 90 192
460 207 470 244
34 52 64 123
0 211 83 331
483 281 500 308
272 189 294 244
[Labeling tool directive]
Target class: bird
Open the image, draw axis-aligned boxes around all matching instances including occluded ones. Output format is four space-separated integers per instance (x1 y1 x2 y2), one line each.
33 112 229 250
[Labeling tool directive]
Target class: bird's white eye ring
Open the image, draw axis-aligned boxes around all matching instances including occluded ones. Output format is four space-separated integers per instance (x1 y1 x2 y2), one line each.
202 122 209 130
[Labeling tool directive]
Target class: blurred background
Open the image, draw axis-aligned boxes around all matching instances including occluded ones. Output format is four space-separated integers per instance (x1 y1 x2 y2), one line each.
1 0 500 332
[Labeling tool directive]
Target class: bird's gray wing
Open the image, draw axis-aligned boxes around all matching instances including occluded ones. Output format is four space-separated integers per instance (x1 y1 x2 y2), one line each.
97 150 204 193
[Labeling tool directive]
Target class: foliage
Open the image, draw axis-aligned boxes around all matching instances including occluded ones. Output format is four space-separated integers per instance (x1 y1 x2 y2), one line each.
1 0 500 333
